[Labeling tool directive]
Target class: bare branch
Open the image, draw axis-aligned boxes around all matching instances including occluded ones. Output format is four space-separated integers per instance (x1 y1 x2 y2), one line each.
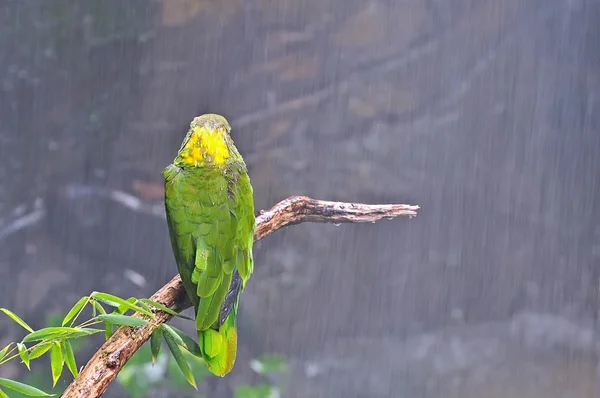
61 196 418 398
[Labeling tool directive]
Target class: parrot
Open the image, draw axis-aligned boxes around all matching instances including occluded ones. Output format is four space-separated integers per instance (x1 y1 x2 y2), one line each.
163 114 255 376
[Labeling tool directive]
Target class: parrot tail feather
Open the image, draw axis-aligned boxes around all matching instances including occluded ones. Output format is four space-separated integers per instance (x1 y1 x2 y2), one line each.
195 271 233 331
199 303 238 377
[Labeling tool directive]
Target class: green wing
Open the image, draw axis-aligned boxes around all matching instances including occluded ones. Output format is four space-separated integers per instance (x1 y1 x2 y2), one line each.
231 169 255 286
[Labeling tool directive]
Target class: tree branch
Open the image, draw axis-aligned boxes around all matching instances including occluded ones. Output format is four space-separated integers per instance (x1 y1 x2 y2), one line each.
61 196 419 397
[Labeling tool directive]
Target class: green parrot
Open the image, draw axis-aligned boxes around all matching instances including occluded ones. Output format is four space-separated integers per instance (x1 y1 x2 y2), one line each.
163 114 255 376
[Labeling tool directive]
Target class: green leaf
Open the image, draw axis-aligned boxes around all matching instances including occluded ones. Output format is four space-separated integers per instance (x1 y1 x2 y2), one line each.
23 328 66 343
115 297 141 315
91 300 107 316
150 328 162 364
61 296 89 327
163 328 196 389
104 322 114 340
140 299 193 320
0 377 55 396
92 301 113 339
167 349 210 390
160 324 185 347
0 388 7 398
91 292 153 317
23 327 101 343
134 299 152 314
0 308 33 332
17 343 30 370
168 326 201 356
0 343 13 362
97 314 148 327
62 340 78 378
29 343 53 360
50 342 64 387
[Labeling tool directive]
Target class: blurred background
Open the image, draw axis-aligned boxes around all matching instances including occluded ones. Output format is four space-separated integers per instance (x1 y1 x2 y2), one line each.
0 0 599 397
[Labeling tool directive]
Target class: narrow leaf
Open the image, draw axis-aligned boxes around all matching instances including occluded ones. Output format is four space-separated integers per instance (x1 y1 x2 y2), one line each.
0 378 55 396
0 388 7 398
168 326 201 356
23 327 101 343
160 324 185 347
163 329 197 389
50 342 64 387
134 299 152 314
104 322 114 340
17 343 30 370
91 300 107 316
91 292 153 317
29 343 53 360
150 328 162 364
97 314 148 327
62 341 78 378
63 328 102 339
0 343 13 362
94 300 112 340
140 299 193 320
115 297 139 315
61 296 89 327
0 308 33 332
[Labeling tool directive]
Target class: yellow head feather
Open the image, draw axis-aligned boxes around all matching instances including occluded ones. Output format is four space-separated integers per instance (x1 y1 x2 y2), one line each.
177 114 232 166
